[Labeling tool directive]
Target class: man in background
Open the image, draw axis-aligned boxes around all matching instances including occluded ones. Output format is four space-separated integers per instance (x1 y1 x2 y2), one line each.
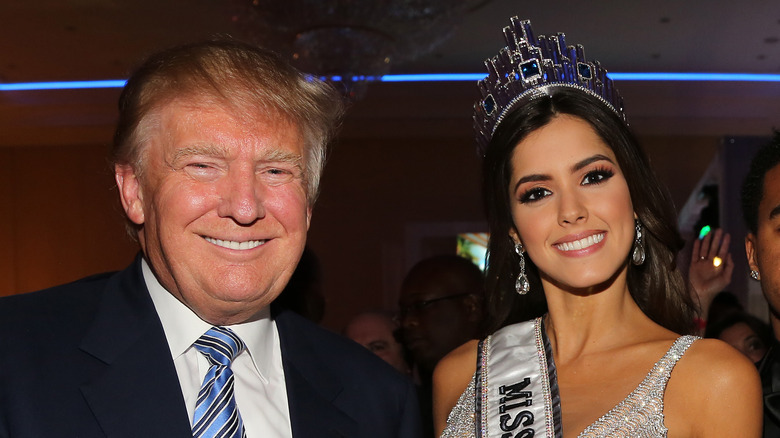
0 39 420 438
345 311 411 376
741 130 780 437
398 254 484 437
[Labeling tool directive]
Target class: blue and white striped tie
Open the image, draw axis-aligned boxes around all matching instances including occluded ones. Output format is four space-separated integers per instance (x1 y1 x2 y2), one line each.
192 326 247 438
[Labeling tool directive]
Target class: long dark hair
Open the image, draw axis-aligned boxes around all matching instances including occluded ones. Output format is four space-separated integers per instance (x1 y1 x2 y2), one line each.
481 88 695 335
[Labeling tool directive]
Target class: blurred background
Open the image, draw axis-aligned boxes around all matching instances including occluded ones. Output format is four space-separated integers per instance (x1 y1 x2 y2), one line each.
1 0 779 329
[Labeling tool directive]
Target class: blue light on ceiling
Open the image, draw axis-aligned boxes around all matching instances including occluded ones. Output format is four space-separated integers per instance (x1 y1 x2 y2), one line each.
380 73 484 82
0 80 127 91
2 73 780 91
379 72 780 82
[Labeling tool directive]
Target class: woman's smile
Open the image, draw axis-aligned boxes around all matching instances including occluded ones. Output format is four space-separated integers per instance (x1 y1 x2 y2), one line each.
554 232 605 252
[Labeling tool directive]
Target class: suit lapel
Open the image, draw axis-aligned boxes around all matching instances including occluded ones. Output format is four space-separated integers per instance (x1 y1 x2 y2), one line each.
275 310 357 438
79 256 192 437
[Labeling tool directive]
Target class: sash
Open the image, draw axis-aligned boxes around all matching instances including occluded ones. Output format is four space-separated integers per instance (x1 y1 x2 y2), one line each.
476 317 562 438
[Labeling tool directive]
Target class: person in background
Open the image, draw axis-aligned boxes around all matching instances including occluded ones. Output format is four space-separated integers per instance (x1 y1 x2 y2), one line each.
398 254 485 437
0 39 421 438
687 228 734 333
344 311 411 376
705 311 773 364
742 130 780 437
434 17 761 437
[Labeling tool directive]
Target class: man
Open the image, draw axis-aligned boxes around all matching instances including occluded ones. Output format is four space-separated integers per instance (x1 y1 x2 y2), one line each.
742 130 780 437
0 40 420 438
397 255 484 437
344 311 411 375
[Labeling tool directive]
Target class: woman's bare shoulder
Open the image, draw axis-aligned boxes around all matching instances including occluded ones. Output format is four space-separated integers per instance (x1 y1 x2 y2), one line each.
677 337 760 382
435 339 481 382
433 339 481 435
665 337 762 437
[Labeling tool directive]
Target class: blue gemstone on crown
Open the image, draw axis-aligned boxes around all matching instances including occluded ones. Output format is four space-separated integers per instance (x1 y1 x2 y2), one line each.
577 62 593 80
483 94 496 115
520 59 541 81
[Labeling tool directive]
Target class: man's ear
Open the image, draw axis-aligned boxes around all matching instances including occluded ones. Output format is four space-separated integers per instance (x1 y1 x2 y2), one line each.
746 233 759 272
115 164 145 225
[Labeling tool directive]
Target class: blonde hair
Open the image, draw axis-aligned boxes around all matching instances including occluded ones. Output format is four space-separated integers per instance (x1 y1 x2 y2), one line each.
111 39 344 205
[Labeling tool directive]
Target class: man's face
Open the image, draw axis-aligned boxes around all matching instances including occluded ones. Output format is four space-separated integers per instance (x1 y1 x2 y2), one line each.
344 314 409 375
398 279 476 373
116 99 311 325
746 163 780 334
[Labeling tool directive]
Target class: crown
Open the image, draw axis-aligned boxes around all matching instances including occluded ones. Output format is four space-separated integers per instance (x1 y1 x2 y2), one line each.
474 17 626 154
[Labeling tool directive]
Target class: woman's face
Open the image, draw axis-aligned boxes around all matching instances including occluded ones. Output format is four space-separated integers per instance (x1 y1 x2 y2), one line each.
509 114 635 293
719 322 768 363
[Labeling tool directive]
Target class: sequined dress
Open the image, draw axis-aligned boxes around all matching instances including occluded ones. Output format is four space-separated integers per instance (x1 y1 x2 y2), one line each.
441 327 698 438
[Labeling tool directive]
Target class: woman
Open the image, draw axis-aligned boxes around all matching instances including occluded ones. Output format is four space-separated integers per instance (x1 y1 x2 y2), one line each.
434 18 761 437
705 311 772 364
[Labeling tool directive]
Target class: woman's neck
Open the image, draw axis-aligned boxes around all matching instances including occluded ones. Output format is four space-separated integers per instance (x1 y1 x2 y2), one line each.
541 278 655 365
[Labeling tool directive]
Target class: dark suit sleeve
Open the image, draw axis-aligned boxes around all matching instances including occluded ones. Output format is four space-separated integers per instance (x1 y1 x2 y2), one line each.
396 378 424 438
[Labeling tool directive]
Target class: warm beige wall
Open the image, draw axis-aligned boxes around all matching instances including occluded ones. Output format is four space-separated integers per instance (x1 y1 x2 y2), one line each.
0 145 137 297
307 135 485 330
0 152 15 295
642 136 720 213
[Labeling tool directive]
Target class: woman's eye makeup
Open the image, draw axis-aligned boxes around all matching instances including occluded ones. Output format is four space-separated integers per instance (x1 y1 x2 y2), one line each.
515 161 617 204
519 187 552 203
581 166 615 185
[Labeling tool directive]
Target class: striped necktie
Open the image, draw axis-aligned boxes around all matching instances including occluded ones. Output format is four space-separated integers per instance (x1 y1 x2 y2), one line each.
192 326 247 438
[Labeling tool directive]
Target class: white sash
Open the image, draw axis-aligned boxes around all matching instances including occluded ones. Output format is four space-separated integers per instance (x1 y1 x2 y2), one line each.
476 317 562 438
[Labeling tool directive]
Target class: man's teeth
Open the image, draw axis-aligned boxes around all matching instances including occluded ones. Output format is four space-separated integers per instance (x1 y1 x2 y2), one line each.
556 233 604 251
204 237 266 250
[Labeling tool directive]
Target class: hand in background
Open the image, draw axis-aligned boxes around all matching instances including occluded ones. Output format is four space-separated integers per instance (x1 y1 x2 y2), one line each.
689 228 734 319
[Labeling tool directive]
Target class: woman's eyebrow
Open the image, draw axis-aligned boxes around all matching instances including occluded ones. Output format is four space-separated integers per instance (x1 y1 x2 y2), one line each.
571 154 614 173
513 173 550 192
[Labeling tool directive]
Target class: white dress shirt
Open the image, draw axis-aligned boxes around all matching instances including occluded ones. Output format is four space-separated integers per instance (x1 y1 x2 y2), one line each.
142 259 293 438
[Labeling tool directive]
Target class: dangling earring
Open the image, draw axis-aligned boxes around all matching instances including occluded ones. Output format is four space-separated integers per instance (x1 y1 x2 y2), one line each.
632 219 646 266
514 242 530 295
750 270 761 281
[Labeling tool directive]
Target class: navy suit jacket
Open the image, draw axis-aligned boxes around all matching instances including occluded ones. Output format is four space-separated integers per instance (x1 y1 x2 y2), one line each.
0 256 422 438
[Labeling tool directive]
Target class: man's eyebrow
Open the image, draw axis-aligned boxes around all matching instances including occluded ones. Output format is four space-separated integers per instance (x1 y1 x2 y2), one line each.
769 203 780 220
171 144 227 161
262 149 303 164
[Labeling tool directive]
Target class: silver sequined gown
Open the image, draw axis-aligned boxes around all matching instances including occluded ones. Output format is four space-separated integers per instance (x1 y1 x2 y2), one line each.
441 335 698 438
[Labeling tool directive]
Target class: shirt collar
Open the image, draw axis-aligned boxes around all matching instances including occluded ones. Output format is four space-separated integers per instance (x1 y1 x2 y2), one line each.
142 258 276 382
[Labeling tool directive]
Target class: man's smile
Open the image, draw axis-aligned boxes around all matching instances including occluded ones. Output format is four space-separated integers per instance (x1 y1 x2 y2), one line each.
203 236 267 250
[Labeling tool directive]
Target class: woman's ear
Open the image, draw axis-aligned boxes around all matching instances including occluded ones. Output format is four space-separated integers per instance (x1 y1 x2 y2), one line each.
509 228 522 247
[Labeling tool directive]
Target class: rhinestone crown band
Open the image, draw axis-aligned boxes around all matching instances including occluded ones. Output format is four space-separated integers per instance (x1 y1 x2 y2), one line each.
474 17 626 154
